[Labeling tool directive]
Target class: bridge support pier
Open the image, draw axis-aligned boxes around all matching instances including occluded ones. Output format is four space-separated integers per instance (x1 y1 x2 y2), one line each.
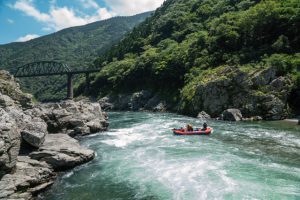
67 73 73 99
85 72 90 94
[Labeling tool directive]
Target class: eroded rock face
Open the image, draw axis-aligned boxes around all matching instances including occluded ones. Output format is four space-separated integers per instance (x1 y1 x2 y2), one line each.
99 90 167 112
0 108 20 178
0 156 55 200
0 71 102 199
5 104 48 148
29 134 95 170
182 66 293 119
40 100 109 136
0 70 33 109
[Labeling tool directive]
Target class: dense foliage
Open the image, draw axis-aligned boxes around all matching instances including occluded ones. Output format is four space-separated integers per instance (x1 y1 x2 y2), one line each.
79 0 300 114
0 12 151 101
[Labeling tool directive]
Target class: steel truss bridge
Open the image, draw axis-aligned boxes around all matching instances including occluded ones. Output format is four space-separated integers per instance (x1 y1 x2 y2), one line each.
14 61 100 99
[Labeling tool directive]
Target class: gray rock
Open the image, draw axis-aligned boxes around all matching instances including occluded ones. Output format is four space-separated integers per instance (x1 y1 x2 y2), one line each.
251 66 276 87
153 102 167 112
222 109 243 121
242 116 263 121
0 70 33 109
21 131 46 148
181 66 292 120
98 97 113 111
0 156 55 200
40 100 108 135
131 90 152 111
0 108 20 178
0 93 14 108
30 134 95 170
144 95 167 112
86 119 102 133
197 111 211 119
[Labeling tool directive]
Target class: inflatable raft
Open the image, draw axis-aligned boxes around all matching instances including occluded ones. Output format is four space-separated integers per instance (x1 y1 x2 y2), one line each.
173 127 213 135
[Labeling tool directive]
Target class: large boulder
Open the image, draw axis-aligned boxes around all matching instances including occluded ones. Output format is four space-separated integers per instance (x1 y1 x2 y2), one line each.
30 134 95 170
21 131 46 148
197 111 211 120
0 156 55 200
222 109 243 121
7 106 48 148
98 97 114 111
0 108 20 178
40 100 109 136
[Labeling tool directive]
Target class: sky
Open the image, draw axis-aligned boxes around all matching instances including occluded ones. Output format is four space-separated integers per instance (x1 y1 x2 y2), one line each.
0 0 164 44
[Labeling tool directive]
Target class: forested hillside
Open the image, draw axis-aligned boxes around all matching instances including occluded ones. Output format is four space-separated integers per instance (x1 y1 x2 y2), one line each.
0 12 151 101
77 0 300 118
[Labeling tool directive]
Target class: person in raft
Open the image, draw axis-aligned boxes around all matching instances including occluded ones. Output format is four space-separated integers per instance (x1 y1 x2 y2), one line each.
186 124 193 131
202 122 208 131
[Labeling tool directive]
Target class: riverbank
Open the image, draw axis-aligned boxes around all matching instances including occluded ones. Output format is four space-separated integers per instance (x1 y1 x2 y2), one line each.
0 70 109 199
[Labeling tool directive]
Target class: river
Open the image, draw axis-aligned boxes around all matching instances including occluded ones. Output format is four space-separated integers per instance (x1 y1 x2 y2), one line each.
42 112 300 200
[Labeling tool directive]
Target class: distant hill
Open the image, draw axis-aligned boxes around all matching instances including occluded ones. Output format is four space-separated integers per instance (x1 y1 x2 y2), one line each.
0 12 152 101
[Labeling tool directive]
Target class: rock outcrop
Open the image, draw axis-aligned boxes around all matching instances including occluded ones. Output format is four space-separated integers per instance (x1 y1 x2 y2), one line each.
99 90 167 112
0 156 55 200
0 70 109 199
222 109 243 121
30 134 94 170
181 66 293 120
0 108 20 178
197 111 211 120
0 70 33 108
40 100 109 136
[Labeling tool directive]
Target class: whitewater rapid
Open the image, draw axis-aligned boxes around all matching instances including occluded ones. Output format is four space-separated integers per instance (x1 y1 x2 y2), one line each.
43 112 300 200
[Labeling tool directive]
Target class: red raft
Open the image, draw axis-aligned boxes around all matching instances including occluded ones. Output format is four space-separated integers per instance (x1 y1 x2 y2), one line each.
172 127 213 135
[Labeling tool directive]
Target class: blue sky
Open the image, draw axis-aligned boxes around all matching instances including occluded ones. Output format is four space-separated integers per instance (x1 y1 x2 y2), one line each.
0 0 164 45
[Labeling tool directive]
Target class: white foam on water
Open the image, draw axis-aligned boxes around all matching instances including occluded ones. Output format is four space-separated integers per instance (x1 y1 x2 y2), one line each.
63 171 74 179
46 112 300 200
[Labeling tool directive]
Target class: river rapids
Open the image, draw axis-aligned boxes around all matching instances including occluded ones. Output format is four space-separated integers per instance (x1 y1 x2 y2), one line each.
43 112 300 200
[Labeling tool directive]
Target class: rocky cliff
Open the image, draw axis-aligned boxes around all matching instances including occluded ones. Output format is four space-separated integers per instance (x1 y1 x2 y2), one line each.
179 65 293 120
98 65 294 121
0 70 108 199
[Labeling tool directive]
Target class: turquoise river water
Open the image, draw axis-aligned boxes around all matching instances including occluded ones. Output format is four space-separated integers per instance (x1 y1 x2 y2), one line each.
42 112 300 200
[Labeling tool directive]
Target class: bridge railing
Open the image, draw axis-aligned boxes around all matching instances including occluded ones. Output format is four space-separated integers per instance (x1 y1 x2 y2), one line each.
14 61 101 99
14 61 71 77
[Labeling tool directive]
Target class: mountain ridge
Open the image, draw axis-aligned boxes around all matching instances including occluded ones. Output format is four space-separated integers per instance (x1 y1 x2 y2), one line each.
0 11 152 101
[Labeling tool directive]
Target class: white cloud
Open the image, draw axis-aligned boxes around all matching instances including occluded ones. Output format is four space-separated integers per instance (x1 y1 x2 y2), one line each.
11 0 50 22
16 34 39 42
10 0 165 32
79 0 99 9
104 0 165 16
7 18 14 24
42 27 52 32
10 0 114 31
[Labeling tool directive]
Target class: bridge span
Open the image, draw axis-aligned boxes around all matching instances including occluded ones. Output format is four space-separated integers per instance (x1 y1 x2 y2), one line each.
14 61 100 99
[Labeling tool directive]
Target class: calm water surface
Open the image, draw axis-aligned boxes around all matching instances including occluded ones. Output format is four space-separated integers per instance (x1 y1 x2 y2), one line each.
43 112 300 200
